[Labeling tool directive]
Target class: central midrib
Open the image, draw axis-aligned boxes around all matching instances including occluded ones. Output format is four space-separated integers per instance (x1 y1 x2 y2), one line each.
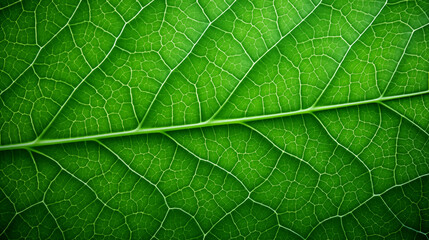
1 89 428 151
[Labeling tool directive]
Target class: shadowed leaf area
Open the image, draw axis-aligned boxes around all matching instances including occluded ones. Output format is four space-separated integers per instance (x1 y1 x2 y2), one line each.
1 0 429 239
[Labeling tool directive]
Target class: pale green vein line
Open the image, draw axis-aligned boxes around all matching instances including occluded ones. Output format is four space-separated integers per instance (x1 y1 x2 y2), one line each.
381 22 429 96
379 101 429 137
138 0 238 127
247 198 306 240
240 121 321 176
208 1 321 121
95 139 170 208
169 207 205 237
0 201 45 237
162 131 249 193
0 0 83 95
311 113 375 196
379 197 428 237
34 0 156 142
0 0 22 11
203 197 249 238
380 29 414 96
42 202 66 240
150 209 170 240
29 147 129 223
1 90 428 151
311 0 388 107
305 172 429 239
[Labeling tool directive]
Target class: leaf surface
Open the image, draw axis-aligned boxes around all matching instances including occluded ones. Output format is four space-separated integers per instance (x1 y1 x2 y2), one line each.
1 0 429 239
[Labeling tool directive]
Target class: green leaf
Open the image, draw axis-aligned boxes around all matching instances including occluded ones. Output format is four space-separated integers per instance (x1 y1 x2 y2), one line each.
1 0 429 239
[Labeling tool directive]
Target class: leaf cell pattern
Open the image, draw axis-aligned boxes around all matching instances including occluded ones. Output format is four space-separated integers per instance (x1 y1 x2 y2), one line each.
1 0 429 239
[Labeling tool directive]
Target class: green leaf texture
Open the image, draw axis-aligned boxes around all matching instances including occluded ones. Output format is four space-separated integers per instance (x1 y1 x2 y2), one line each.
1 0 429 239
